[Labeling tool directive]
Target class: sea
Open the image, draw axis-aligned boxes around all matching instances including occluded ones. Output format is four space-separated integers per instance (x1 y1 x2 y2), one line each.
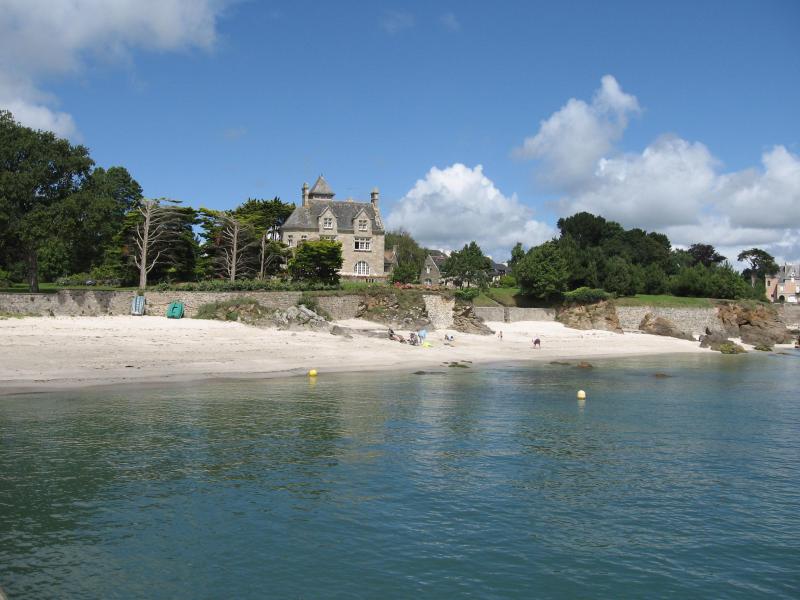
1 352 798 599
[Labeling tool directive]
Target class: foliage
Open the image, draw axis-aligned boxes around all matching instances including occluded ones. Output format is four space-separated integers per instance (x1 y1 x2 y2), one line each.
454 287 480 301
614 294 714 308
0 110 94 291
515 240 569 300
386 229 427 281
753 343 773 352
508 242 525 273
563 287 611 304
495 274 516 287
687 243 726 267
288 239 343 285
390 261 419 284
194 297 267 321
718 342 746 355
441 241 492 288
0 268 10 287
150 278 341 292
668 263 756 300
603 256 635 296
737 248 778 288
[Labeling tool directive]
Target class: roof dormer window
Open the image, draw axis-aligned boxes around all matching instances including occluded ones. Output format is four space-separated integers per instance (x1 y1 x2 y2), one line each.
323 217 333 229
358 219 368 231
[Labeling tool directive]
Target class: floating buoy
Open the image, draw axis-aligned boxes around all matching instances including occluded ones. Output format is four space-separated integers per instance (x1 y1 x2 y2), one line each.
577 390 586 400
308 369 318 377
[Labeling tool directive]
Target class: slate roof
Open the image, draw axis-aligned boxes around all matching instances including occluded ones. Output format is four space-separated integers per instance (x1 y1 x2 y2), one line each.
309 175 334 198
283 199 384 233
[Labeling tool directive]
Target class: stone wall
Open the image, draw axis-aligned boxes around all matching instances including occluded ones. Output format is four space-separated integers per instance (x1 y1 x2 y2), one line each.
314 295 361 320
507 308 556 322
616 306 720 335
473 306 505 322
473 306 556 323
0 290 302 317
776 304 800 329
423 295 455 329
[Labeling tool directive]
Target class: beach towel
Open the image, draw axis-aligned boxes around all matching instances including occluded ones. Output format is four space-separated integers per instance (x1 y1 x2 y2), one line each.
131 295 146 316
166 301 185 319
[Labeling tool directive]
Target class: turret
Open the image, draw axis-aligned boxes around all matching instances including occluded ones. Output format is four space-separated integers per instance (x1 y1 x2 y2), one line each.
301 182 309 207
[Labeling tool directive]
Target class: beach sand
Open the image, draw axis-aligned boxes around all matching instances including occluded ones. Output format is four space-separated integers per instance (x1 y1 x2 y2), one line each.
0 315 714 394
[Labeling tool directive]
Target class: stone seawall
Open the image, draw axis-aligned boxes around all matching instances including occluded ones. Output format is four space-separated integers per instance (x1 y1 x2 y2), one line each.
314 295 361 320
423 295 455 329
473 306 556 323
776 305 800 329
0 290 302 317
616 306 720 335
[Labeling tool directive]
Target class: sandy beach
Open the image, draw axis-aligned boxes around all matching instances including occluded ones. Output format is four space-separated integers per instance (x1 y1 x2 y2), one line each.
0 315 716 394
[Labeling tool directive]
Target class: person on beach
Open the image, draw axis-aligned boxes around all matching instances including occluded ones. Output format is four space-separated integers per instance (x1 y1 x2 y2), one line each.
497 331 503 341
533 337 541 349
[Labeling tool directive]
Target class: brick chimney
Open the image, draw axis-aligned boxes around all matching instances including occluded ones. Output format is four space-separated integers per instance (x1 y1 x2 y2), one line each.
370 187 379 209
301 182 309 207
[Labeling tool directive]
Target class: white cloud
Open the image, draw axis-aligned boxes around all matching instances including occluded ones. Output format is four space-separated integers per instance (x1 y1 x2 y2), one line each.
513 75 640 191
380 10 414 34
0 0 226 138
440 12 461 31
387 164 554 259
516 76 800 263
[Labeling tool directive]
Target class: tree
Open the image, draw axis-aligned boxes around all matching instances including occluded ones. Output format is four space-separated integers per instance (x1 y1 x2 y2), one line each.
0 110 93 291
515 240 569 300
385 229 426 283
288 239 343 285
737 248 778 288
200 209 256 281
509 242 525 273
233 197 294 279
687 243 726 267
603 256 635 296
131 198 193 289
441 241 492 288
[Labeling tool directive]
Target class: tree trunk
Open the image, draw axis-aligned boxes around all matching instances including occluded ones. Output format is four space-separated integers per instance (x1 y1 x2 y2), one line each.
27 249 39 293
230 223 238 282
138 207 150 290
750 272 757 288
259 235 267 280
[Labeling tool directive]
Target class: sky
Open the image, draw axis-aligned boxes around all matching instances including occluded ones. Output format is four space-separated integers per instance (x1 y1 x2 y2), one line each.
1 0 799 263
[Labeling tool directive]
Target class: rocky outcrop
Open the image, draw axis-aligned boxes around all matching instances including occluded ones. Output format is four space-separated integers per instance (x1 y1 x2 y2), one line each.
698 327 745 353
716 302 793 346
452 303 493 335
356 291 431 329
638 313 694 341
556 301 623 333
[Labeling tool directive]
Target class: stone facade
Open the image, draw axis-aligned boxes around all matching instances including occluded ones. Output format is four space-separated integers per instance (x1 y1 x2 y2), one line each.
314 295 361 321
281 176 386 280
422 295 455 329
766 263 800 304
420 251 447 287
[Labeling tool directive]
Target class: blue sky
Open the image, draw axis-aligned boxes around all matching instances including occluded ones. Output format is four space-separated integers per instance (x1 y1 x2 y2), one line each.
1 0 799 261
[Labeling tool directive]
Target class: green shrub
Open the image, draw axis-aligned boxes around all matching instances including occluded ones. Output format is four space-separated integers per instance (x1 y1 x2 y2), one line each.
495 274 517 288
563 287 610 304
194 297 267 321
454 288 480 301
150 278 341 292
753 343 773 352
0 268 9 287
718 342 746 354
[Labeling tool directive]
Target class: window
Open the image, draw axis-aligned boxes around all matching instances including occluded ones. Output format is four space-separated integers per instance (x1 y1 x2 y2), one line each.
426 266 431 274
300 235 307 244
287 235 294 247
358 219 368 231
424 278 432 286
354 261 370 276
323 217 333 229
321 235 337 241
354 237 371 251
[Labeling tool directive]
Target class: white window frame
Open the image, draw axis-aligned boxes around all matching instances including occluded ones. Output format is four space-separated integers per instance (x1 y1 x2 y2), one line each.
354 237 372 252
323 217 333 229
287 235 294 247
320 235 337 241
358 219 368 232
354 261 370 276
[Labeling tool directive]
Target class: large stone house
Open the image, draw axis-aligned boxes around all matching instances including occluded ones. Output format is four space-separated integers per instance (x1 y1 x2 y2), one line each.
281 176 386 280
766 263 800 303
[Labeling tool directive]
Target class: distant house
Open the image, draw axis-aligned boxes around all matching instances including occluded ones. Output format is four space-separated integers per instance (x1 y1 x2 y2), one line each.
766 263 800 303
420 250 448 286
281 176 386 280
490 261 509 283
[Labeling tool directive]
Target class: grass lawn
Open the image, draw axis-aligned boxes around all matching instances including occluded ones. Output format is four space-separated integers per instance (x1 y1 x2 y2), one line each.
614 294 715 308
473 293 501 307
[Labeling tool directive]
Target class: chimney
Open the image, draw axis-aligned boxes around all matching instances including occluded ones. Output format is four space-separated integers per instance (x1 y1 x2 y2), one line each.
370 187 379 208
301 182 309 207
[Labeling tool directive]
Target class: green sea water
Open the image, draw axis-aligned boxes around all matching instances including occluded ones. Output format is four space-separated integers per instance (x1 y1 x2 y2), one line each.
1 353 799 599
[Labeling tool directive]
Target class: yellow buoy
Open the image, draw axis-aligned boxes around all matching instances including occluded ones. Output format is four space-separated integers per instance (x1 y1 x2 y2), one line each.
308 369 318 377
577 390 586 400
